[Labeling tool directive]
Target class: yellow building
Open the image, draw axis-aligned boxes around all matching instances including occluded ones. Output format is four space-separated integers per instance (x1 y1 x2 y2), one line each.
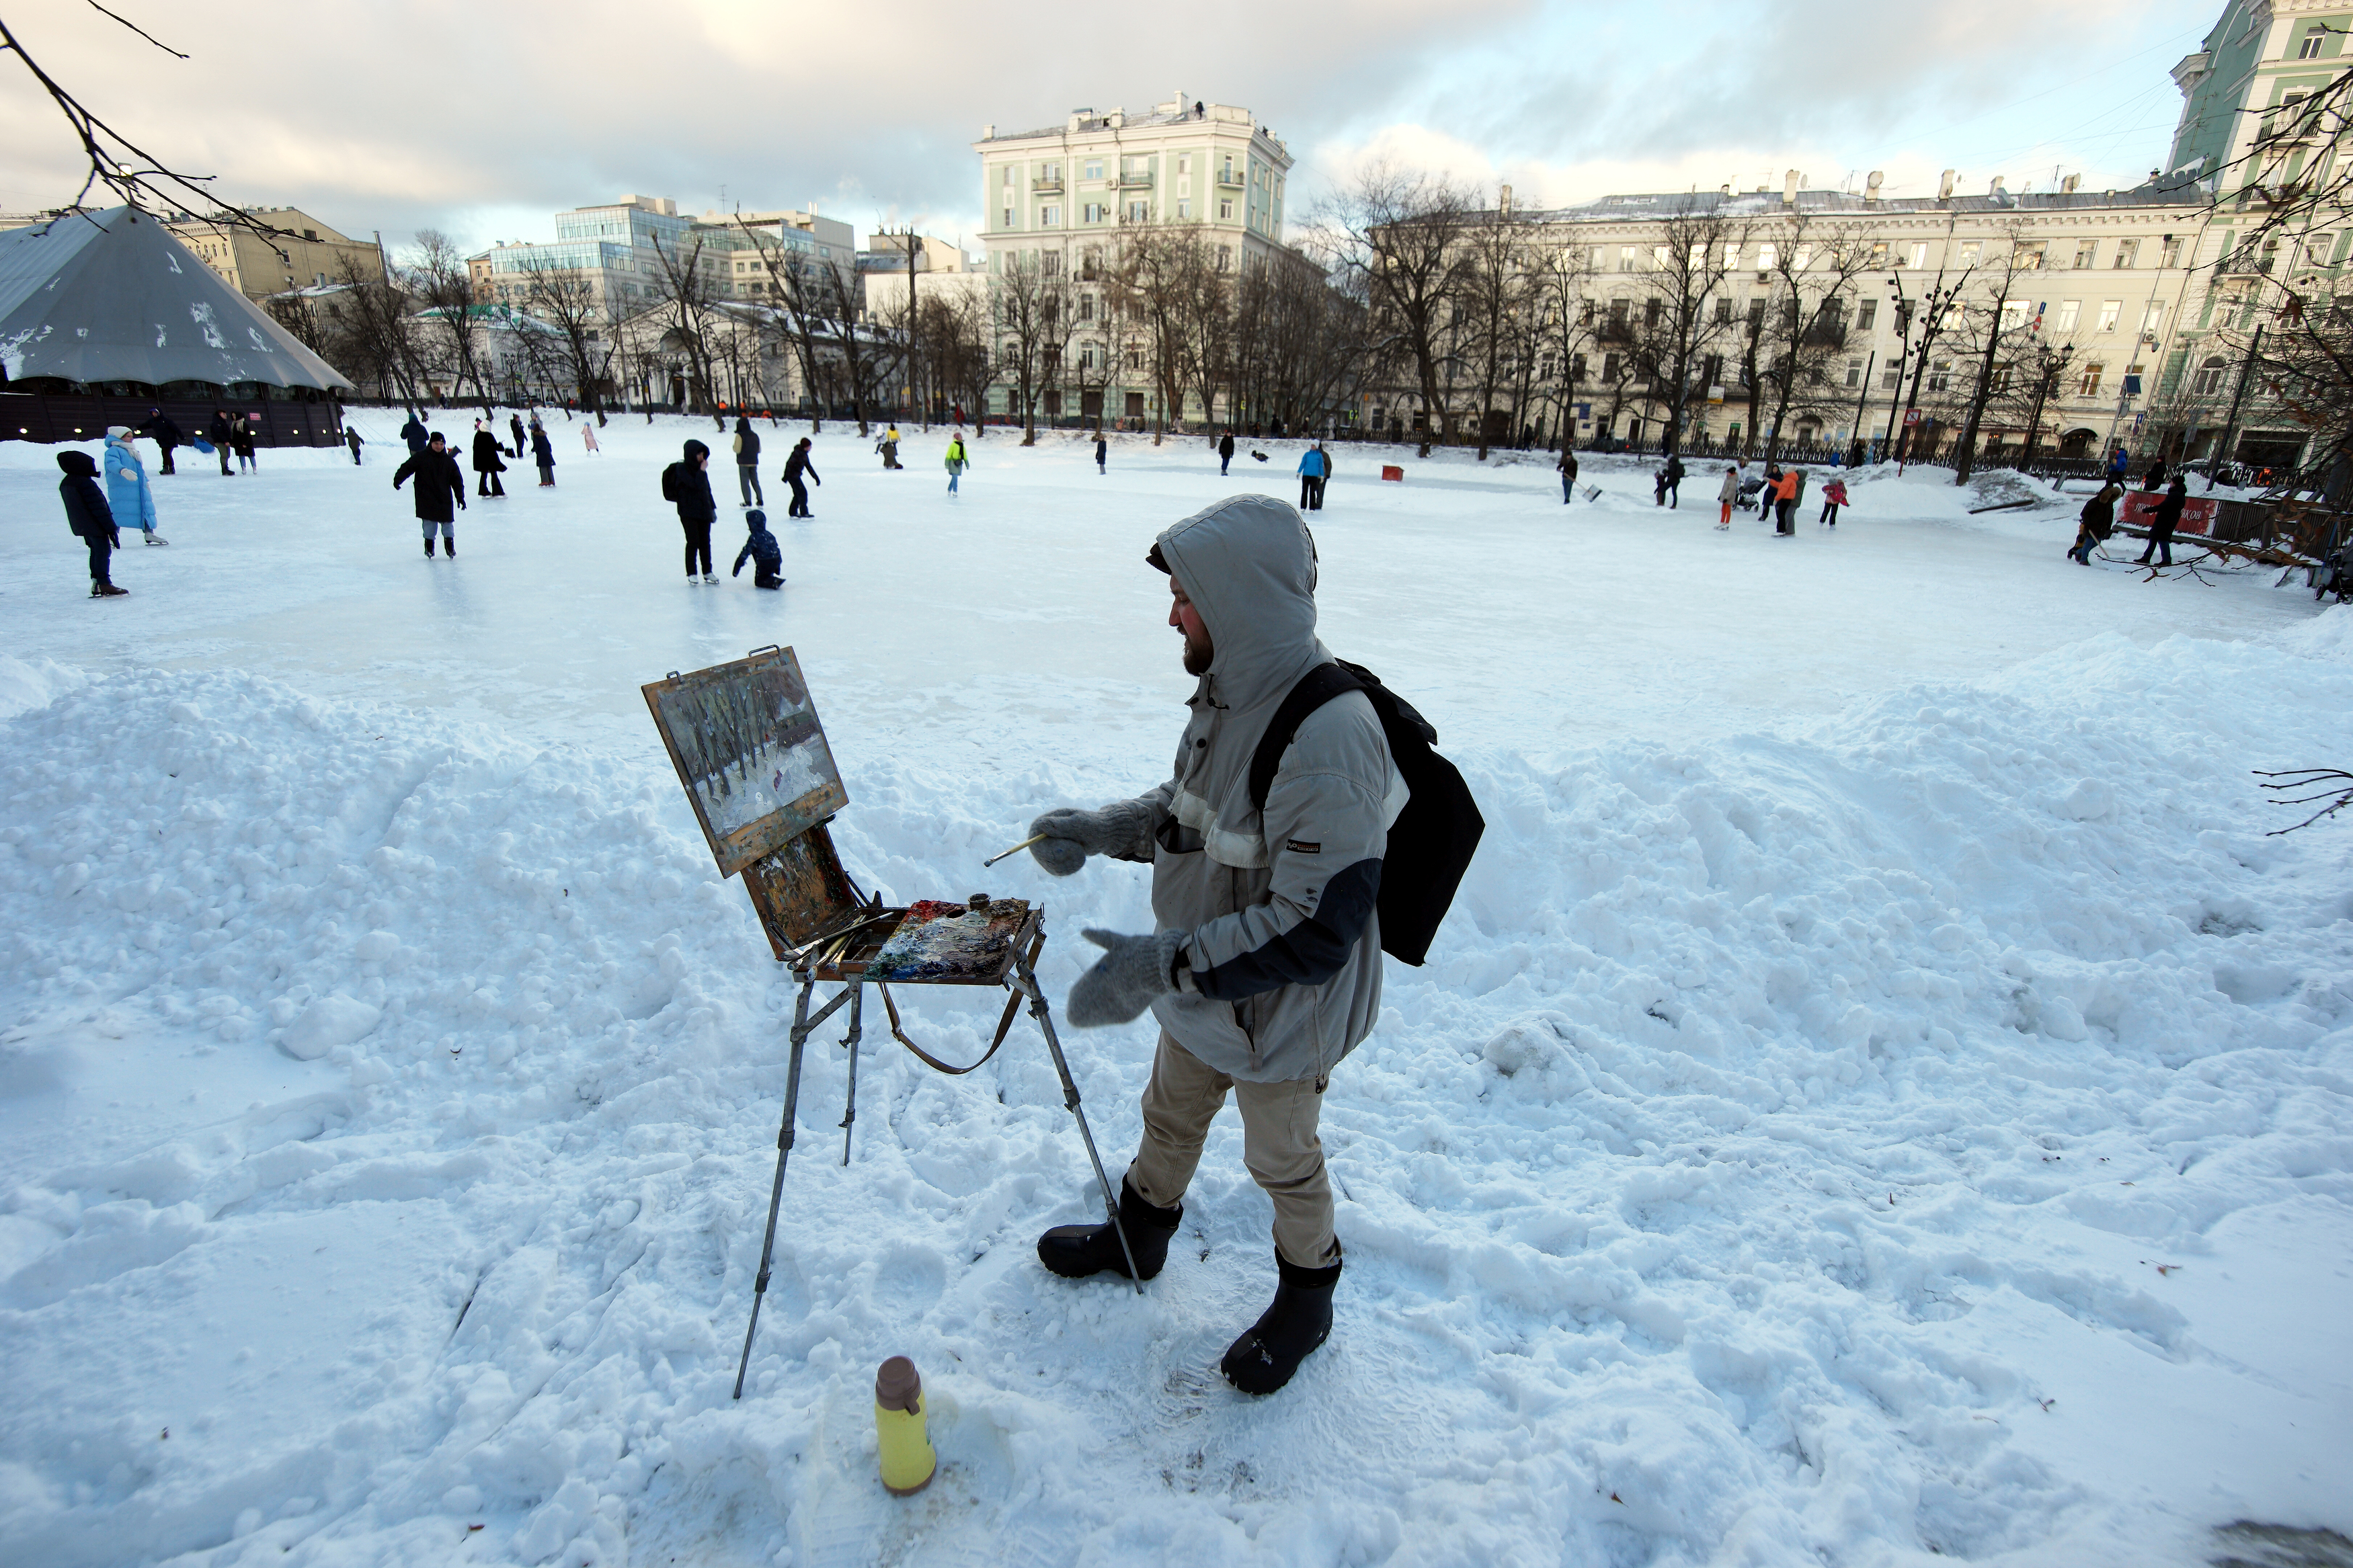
164 207 386 301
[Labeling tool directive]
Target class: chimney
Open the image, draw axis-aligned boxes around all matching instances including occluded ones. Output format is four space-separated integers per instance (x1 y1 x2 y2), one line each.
1720 183 1732 196
1864 169 1884 203
1499 183 1513 215
2061 173 2082 194
1989 175 2005 197
983 123 995 140
1938 169 1956 201
1783 169 1800 205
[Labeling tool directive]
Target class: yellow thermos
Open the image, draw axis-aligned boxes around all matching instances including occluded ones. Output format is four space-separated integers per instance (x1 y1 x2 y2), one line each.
874 1356 936 1495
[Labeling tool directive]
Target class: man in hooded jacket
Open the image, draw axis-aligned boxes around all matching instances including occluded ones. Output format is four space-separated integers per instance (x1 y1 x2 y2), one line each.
394 432 467 556
674 438 719 582
58 450 127 596
1025 493 1404 1395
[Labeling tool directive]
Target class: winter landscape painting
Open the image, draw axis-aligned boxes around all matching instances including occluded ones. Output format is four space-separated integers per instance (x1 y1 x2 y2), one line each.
643 647 847 877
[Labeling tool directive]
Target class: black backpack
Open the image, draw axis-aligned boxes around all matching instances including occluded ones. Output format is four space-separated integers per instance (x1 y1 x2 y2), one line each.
1247 661 1483 966
660 462 682 502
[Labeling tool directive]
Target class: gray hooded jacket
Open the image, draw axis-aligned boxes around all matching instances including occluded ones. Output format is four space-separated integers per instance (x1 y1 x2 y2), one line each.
1098 495 1404 1082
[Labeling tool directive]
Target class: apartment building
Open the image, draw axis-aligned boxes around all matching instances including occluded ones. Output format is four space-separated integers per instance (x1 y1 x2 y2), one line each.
973 93 1295 418
469 197 857 317
165 207 385 300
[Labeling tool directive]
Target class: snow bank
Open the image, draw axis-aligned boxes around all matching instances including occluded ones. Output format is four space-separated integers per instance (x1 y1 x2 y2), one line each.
1 599 2347 1564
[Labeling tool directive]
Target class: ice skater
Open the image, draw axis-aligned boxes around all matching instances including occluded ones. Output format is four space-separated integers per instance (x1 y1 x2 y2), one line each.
1025 494 1396 1396
394 431 467 557
1096 431 1109 474
138 407 183 474
508 412 527 460
667 438 719 583
1663 454 1684 508
1219 429 1235 476
1558 446 1579 504
471 420 506 497
346 426 364 466
945 431 968 495
734 416 764 505
104 427 165 545
582 421 601 454
1295 444 1327 511
530 419 555 487
1819 477 1847 526
232 419 257 474
783 438 819 518
208 409 235 475
1716 464 1739 529
58 450 127 597
731 508 785 589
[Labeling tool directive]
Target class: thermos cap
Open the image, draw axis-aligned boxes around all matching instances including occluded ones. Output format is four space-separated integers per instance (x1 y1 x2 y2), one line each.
875 1356 922 1413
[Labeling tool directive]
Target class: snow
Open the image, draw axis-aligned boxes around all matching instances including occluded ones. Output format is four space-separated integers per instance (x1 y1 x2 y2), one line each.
2 415 2349 1567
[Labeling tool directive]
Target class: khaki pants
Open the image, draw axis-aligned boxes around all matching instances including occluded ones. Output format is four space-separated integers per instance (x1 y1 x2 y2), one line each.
1126 1032 1337 1270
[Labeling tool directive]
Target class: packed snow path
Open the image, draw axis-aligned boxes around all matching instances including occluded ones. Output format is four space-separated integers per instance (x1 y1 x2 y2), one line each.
1 420 2348 1567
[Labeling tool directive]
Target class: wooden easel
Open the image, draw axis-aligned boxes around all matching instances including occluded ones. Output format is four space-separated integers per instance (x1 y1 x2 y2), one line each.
639 649 1139 1405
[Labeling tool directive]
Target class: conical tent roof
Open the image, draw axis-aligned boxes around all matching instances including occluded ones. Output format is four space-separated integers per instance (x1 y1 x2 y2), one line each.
0 206 353 390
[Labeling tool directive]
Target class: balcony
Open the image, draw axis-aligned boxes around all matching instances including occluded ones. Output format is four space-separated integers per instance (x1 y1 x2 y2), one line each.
1596 318 1636 345
1118 170 1154 188
1031 175 1063 194
1217 169 1245 188
1802 321 1848 347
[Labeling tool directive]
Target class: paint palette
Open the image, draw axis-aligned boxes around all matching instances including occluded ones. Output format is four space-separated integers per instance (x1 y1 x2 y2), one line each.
865 899 1035 985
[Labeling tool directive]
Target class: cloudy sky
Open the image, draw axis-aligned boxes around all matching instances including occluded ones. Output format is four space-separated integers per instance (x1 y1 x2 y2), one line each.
2 0 2217 259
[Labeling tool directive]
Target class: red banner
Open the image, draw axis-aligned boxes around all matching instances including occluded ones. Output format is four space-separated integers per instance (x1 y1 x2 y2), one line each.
2118 491 2216 536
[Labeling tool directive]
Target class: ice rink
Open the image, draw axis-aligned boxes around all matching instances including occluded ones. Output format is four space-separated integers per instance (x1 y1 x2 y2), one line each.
2 415 2348 1567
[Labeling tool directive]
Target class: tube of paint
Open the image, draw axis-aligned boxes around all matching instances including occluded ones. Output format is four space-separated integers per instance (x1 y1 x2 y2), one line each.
874 1356 936 1495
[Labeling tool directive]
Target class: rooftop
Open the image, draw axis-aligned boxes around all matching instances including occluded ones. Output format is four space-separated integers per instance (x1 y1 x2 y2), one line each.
1517 171 2213 226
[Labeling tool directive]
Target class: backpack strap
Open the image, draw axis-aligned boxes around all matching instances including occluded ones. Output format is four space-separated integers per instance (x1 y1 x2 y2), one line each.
1248 663 1365 813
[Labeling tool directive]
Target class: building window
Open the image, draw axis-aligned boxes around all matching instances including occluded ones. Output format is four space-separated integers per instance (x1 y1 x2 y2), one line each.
1002 165 1014 188
1927 360 1952 393
1907 241 1928 269
2096 300 2121 332
1868 241 1888 267
1078 294 1094 322
2299 24 2326 57
1002 207 1014 227
2194 355 2227 395
1652 245 1670 267
1084 160 1103 181
2014 242 2044 270
1857 298 1878 330
1082 202 1103 223
1844 356 1864 387
2073 239 2097 268
1217 245 1233 272
1958 241 1982 266
1644 296 1663 328
2159 236 2184 268
2079 362 2104 397
1177 156 1190 174
1881 364 1903 390
2057 300 2080 331
1620 246 1638 272
1041 205 1061 226
1127 200 1151 222
1218 200 1234 221
1755 242 1777 272
1177 200 1191 218
1602 353 1621 381
2141 300 2165 333
2112 239 2139 268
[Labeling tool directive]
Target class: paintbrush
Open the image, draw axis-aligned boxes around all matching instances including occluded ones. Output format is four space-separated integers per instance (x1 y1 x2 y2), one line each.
982 833 1047 868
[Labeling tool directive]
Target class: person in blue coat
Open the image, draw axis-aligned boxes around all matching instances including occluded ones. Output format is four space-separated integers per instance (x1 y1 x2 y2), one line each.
731 508 785 588
103 427 165 544
1295 444 1328 511
530 419 555 486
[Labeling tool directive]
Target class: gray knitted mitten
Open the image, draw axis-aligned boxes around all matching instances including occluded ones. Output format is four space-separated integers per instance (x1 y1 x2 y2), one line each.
1065 929 1185 1028
1029 801 1154 876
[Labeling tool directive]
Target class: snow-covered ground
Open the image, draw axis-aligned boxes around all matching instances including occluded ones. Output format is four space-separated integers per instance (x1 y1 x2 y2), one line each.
2 416 2348 1568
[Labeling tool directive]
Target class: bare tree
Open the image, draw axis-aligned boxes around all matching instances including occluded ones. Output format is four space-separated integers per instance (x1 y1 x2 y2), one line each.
1749 216 1874 460
516 253 617 422
1998 337 2081 465
1178 239 1235 436
1530 241 1597 449
1324 165 1476 455
1109 224 1193 444
645 232 724 414
1455 200 1530 459
409 229 497 414
1231 241 1374 437
1629 207 1743 457
1946 227 2044 483
992 251 1063 444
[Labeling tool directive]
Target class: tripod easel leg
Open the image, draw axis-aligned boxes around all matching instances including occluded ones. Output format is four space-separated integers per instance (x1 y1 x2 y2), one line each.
840 981 865 1166
734 974 815 1399
1014 948 1143 1295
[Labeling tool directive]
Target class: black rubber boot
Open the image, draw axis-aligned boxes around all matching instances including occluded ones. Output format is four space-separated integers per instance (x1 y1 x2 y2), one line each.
1221 1249 1341 1395
1037 1178 1180 1282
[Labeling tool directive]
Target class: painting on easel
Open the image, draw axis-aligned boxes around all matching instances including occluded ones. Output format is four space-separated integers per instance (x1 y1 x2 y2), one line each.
641 647 850 878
